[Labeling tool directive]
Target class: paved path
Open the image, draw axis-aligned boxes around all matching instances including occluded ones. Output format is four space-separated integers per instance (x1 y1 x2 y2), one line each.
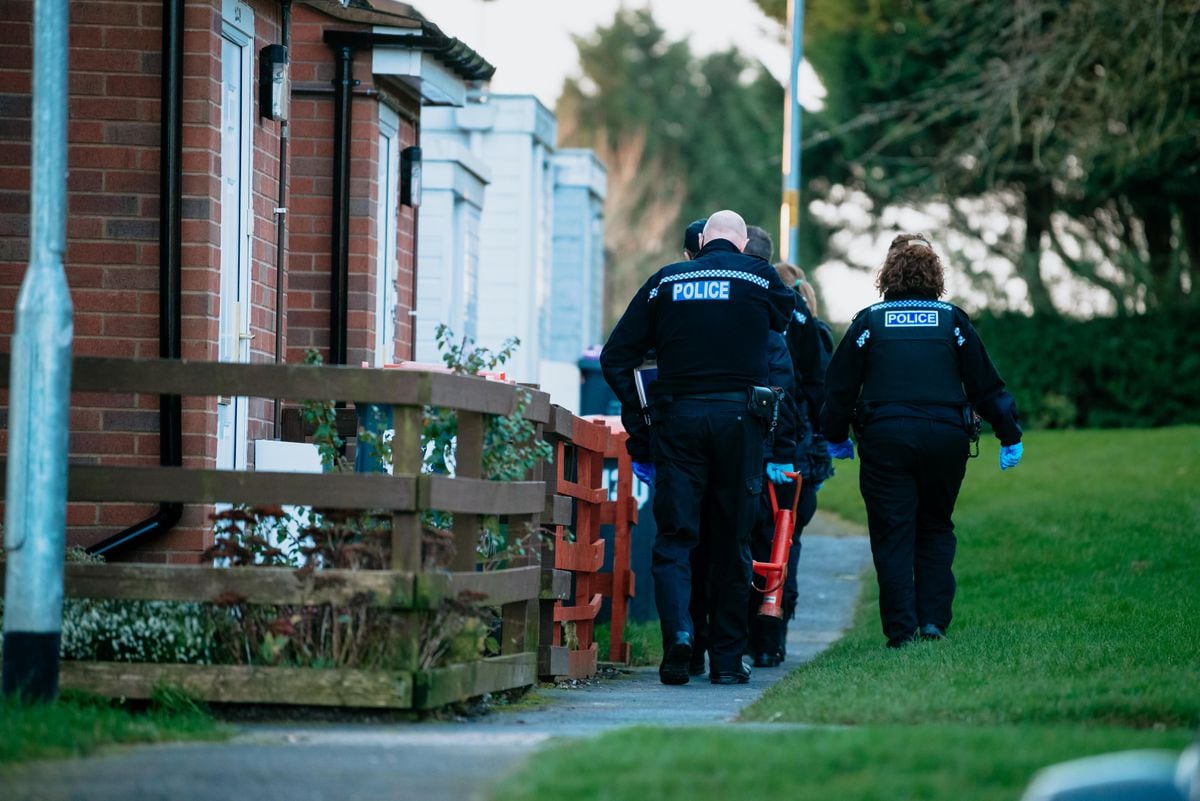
6 515 870 801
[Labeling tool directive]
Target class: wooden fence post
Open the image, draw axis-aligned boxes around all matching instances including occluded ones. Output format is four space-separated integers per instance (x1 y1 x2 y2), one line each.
390 404 424 573
452 410 485 572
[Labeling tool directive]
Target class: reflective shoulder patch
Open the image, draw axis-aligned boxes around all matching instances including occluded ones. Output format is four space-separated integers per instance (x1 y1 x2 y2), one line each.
883 309 939 327
870 299 954 312
793 309 807 325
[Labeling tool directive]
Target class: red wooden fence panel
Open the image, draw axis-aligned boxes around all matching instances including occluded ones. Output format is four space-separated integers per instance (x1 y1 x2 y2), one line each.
588 416 638 664
549 413 607 678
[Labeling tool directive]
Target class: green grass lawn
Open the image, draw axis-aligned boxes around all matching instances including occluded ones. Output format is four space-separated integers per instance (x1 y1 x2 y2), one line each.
494 427 1200 800
0 687 228 769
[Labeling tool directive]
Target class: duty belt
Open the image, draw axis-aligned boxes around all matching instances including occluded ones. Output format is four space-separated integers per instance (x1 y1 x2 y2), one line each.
672 390 747 402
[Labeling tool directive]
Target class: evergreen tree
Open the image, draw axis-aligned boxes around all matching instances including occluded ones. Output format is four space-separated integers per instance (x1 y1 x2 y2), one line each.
557 8 788 326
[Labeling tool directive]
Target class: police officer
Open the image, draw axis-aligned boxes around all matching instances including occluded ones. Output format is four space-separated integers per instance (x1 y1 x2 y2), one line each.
821 233 1023 648
682 217 707 261
601 210 796 684
772 261 835 653
742 227 801 666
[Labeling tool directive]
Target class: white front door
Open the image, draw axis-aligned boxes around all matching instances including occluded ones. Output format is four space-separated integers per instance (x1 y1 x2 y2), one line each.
374 106 400 367
217 3 254 470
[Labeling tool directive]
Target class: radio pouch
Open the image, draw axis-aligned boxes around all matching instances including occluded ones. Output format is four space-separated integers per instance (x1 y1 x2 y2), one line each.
963 404 982 458
748 385 780 432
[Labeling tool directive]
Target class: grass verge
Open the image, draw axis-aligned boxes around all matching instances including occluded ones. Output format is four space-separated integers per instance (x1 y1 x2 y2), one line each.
595 620 663 667
0 686 229 769
494 724 1189 801
755 427 1200 727
494 427 1200 800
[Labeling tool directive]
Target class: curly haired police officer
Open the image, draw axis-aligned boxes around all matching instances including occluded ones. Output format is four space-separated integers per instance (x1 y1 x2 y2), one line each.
600 210 797 684
821 234 1023 648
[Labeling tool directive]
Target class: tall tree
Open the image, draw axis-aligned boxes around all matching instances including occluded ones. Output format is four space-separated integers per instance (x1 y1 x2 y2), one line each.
754 0 1200 313
558 9 700 327
558 8 787 327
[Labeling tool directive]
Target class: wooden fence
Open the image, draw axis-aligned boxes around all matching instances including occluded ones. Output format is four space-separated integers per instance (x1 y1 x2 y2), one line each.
0 355 638 709
594 419 638 664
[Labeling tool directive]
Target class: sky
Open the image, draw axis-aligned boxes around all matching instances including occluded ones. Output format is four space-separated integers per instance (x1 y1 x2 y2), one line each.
419 0 797 109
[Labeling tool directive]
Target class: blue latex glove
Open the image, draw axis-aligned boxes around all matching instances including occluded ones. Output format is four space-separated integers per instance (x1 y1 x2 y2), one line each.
1000 442 1023 471
632 460 655 484
827 439 855 460
766 462 795 484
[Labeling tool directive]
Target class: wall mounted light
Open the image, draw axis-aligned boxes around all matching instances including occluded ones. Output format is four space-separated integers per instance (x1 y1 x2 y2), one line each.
401 145 422 207
259 44 290 122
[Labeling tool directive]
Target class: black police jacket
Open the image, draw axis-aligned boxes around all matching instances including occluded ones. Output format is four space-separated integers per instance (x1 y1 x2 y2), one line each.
600 238 797 460
820 293 1022 446
784 295 829 436
766 330 802 462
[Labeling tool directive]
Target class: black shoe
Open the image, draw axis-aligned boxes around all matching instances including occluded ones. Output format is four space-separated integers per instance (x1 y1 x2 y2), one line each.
710 660 752 685
750 615 784 668
688 648 706 676
886 632 917 649
919 623 947 641
659 632 693 685
751 651 782 668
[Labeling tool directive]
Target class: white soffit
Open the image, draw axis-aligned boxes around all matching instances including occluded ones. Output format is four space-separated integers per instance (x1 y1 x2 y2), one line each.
371 26 467 106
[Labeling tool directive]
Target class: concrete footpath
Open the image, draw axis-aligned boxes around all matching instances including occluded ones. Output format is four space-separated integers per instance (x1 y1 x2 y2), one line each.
6 515 870 801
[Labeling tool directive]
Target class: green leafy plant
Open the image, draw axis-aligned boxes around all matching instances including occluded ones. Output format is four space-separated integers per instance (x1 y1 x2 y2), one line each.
302 348 351 472
423 325 554 564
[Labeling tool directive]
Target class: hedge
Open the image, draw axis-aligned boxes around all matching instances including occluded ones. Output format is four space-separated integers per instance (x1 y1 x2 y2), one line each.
971 309 1200 429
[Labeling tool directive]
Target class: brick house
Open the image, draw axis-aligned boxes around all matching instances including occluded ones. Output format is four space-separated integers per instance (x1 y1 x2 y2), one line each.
0 0 492 562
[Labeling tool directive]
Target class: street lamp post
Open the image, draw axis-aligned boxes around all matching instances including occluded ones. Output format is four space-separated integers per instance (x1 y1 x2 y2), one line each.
779 0 805 265
3 0 74 702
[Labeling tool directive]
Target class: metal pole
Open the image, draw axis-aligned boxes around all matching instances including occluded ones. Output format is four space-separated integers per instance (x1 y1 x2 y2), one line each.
3 0 73 702
779 0 805 264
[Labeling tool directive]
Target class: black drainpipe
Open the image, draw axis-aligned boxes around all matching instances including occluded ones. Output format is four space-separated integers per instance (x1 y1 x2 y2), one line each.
329 44 353 365
89 0 184 557
272 0 292 436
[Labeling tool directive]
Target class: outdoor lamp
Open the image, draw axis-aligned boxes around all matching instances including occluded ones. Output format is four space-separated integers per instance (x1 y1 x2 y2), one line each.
259 44 289 122
401 146 422 207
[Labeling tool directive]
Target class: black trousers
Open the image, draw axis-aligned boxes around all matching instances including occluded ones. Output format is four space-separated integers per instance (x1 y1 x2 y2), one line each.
650 397 763 673
858 417 969 643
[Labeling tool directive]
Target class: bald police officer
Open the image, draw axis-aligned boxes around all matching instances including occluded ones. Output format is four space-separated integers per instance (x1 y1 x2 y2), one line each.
601 210 796 685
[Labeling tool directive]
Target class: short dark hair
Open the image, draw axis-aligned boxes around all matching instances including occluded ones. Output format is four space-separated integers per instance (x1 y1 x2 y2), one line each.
683 218 707 257
744 225 773 261
876 233 945 298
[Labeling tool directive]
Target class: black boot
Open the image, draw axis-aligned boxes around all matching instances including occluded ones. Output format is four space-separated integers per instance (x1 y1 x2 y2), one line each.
750 615 784 667
659 631 693 685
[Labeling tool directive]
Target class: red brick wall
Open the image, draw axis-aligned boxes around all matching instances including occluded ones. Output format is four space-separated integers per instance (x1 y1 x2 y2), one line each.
0 0 422 562
0 0 285 563
287 4 419 367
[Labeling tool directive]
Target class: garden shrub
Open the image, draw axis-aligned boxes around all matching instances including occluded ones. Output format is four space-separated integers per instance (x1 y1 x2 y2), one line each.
971 308 1200 429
